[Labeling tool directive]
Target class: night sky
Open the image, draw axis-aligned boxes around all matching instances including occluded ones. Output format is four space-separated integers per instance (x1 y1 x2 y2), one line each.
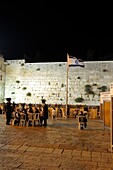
0 2 113 62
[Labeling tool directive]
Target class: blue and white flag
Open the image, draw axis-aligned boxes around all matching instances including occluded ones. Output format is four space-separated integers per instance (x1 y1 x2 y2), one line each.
68 55 85 67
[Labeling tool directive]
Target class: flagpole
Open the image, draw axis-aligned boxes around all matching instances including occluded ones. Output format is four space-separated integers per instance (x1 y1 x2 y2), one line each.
66 53 69 118
65 54 85 118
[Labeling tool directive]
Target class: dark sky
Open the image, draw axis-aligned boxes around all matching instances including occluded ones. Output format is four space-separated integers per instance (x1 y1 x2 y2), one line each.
0 2 113 62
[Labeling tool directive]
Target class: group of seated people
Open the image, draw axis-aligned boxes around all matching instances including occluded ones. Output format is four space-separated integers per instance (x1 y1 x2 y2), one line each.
11 106 40 126
51 107 66 119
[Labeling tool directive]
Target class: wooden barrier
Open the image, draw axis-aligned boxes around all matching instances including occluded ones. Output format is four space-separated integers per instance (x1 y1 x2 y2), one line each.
103 101 110 127
100 103 103 120
88 108 98 119
110 96 113 151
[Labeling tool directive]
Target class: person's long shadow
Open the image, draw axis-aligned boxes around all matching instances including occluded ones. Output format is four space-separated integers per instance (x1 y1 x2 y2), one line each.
48 122 77 128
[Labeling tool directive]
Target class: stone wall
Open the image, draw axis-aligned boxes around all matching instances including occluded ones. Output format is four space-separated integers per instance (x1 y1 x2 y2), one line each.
3 59 113 105
0 55 6 103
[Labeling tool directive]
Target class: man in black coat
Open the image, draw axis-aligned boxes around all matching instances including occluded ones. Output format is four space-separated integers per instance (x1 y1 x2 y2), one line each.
40 99 48 127
5 98 13 125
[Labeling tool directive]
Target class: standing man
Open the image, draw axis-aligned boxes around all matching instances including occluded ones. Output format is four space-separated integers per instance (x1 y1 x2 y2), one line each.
5 98 13 125
67 105 70 118
40 99 48 127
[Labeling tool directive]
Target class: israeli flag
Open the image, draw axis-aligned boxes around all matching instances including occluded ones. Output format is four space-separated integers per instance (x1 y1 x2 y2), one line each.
68 56 85 67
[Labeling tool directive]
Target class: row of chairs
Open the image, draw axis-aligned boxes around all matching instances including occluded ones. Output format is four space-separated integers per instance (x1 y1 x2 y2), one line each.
11 112 40 126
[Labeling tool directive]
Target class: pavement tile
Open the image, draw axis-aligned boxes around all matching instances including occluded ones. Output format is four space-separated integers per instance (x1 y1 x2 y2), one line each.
52 148 63 154
62 149 72 155
97 162 113 168
34 147 46 153
43 148 54 153
85 166 98 170
17 145 29 151
40 166 61 170
0 144 5 147
92 151 101 158
82 151 91 158
2 144 13 149
9 145 21 150
26 146 37 151
72 150 82 156
101 152 112 159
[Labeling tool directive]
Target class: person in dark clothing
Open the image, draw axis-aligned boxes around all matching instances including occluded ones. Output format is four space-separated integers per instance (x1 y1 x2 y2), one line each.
40 99 48 127
67 106 70 118
5 98 13 125
35 107 40 113
59 108 62 117
14 109 20 126
12 102 16 110
29 106 34 113
79 111 87 128
0 107 2 114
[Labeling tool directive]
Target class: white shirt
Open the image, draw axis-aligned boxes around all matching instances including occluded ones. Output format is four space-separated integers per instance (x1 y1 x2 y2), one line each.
52 109 56 116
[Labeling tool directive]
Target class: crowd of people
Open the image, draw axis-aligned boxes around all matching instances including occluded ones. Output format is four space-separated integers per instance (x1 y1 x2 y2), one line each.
0 98 90 129
3 98 48 127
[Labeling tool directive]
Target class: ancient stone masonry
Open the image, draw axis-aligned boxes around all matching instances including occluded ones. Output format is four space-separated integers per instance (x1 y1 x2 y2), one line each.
0 55 6 103
0 55 113 105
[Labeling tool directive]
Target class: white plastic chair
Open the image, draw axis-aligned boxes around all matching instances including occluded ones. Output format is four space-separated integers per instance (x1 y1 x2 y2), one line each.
34 113 40 126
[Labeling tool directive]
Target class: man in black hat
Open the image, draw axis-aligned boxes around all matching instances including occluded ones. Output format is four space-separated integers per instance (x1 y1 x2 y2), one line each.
5 98 13 125
40 99 48 127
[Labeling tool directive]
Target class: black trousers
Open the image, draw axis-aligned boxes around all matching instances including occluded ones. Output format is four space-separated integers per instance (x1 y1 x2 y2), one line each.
40 116 47 126
6 114 11 125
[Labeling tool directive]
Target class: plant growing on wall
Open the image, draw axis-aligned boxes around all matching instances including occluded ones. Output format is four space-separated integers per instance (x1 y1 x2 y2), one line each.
77 76 81 79
101 86 107 91
59 64 62 66
103 69 108 72
92 83 97 86
75 97 84 102
69 94 71 97
85 84 92 93
98 85 107 92
16 80 20 83
22 87 27 90
11 92 15 94
61 83 65 87
84 84 95 97
88 91 95 97
36 68 40 71
26 92 31 96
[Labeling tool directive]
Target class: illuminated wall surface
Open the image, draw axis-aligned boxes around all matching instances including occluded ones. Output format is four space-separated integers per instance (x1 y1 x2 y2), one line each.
0 55 6 103
0 55 113 105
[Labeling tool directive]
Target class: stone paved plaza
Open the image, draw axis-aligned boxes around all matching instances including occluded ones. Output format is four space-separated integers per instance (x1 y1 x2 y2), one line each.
0 114 113 170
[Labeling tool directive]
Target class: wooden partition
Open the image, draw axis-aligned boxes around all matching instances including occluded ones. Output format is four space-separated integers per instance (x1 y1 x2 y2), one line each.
88 108 98 119
100 103 103 120
110 96 113 151
103 101 110 127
